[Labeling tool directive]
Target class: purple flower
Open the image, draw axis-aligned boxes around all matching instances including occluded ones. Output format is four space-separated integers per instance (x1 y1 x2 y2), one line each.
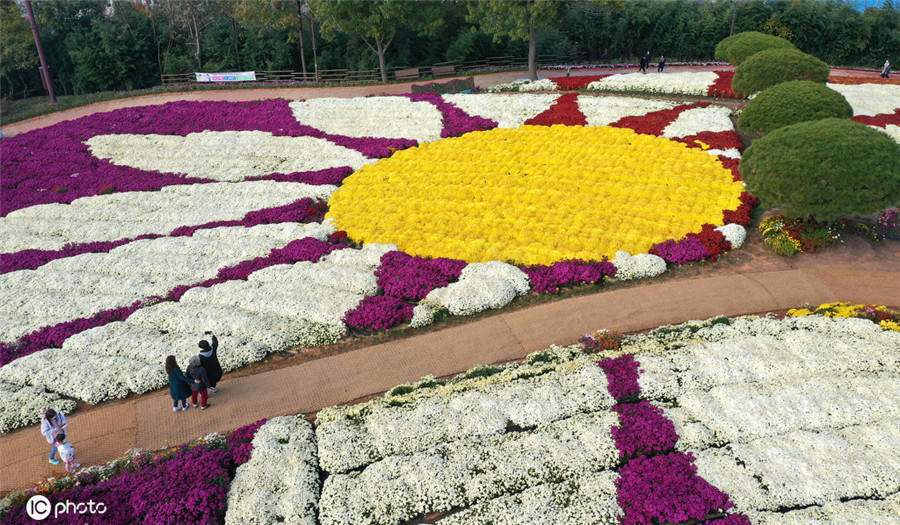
611 401 679 458
523 260 617 294
375 251 466 301
1 238 345 366
1 100 414 216
617 453 735 525
650 237 710 265
343 295 414 331
597 354 641 402
1 418 266 524
406 92 497 137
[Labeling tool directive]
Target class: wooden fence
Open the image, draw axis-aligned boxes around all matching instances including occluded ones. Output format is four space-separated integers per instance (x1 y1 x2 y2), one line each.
160 54 576 86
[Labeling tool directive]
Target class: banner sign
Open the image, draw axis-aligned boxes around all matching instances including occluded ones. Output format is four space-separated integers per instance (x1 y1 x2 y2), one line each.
195 71 256 82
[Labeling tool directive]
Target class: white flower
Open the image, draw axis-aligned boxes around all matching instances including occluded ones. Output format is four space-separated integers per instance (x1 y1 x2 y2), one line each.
226 416 320 525
409 303 437 328
662 106 735 137
316 361 612 474
438 471 620 525
826 83 900 116
0 223 312 342
290 97 444 143
611 251 666 280
318 411 619 525
871 123 900 145
0 181 336 253
442 94 558 128
715 223 746 248
586 71 718 96
518 78 557 92
577 95 676 127
422 261 529 316
87 131 374 180
0 381 77 434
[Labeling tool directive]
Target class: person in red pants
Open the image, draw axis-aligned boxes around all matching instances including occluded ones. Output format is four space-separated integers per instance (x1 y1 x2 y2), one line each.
186 355 210 409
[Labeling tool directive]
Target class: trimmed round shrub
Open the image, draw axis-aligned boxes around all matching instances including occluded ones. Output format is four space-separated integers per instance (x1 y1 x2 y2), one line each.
738 81 853 134
715 31 796 65
740 118 900 222
732 48 829 95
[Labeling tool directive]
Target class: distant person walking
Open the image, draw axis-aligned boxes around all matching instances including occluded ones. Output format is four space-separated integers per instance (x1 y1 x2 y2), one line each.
658 55 666 73
186 355 211 410
198 331 222 393
882 59 891 79
40 409 68 465
166 355 192 412
639 51 651 73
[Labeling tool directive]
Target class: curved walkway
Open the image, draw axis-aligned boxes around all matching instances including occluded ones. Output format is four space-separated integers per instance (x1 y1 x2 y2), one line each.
1 250 898 492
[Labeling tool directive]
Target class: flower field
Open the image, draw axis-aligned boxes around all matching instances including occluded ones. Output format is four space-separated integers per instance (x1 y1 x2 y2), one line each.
489 70 739 98
8 313 893 523
227 314 900 524
489 70 900 145
0 91 760 432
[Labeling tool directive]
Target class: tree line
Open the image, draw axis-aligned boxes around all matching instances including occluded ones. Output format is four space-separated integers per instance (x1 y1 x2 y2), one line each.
1 0 897 100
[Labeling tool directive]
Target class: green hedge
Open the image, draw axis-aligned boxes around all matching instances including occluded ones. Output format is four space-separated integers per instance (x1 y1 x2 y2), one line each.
732 48 830 95
740 118 900 221
738 81 853 134
714 31 796 65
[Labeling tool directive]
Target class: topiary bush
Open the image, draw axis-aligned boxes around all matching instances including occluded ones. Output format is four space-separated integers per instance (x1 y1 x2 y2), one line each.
732 48 829 95
715 31 796 66
738 81 853 134
740 118 900 222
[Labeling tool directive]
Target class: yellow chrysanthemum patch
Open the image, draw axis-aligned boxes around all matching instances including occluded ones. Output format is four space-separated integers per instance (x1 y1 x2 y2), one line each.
327 125 744 265
787 302 900 332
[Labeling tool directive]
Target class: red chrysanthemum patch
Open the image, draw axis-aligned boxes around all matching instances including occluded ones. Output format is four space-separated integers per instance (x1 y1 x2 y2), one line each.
524 93 587 126
707 70 740 98
716 157 743 182
722 191 759 226
851 108 900 128
674 130 743 152
686 224 732 261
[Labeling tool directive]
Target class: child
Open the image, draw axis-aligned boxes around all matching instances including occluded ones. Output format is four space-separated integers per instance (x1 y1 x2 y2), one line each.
55 433 80 473
186 355 210 410
166 355 192 412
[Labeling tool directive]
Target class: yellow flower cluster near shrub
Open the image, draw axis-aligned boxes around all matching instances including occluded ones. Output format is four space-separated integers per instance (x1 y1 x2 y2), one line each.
788 302 900 332
327 126 743 265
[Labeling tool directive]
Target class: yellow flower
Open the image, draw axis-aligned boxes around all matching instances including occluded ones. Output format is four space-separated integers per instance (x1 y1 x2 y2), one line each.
327 126 743 265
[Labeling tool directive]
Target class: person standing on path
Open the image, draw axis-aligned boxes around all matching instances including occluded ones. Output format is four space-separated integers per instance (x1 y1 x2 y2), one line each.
198 331 222 393
186 355 211 409
40 409 68 465
640 51 651 73
166 355 192 412
658 55 666 73
882 59 891 79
